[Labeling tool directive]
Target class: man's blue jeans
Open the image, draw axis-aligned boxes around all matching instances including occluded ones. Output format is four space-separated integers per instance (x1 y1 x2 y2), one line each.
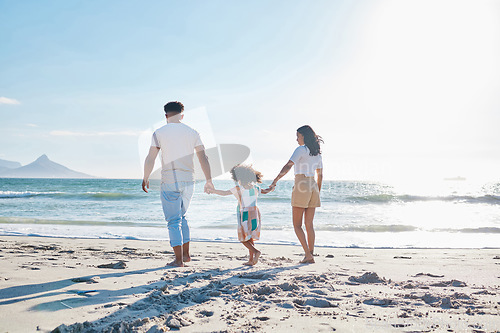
160 182 194 247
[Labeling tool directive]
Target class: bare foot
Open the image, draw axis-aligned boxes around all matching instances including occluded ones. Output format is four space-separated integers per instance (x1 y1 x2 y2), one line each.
183 256 191 263
167 260 184 267
243 261 254 266
299 256 315 264
252 251 261 265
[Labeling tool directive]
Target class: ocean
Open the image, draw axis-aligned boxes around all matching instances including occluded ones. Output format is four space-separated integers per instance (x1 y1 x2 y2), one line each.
0 178 499 248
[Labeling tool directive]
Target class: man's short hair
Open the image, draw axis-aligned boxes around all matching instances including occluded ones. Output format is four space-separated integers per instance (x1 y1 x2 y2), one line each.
164 101 184 114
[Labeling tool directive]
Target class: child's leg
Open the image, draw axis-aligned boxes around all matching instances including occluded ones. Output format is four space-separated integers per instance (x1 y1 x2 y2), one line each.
241 240 261 265
250 239 260 265
247 239 254 262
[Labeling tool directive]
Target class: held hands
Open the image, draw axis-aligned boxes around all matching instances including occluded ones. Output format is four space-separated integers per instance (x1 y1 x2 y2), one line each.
204 181 215 194
264 183 276 193
142 179 149 193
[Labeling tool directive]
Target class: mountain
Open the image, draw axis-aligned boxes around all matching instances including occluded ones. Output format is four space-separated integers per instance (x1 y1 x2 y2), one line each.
0 158 23 174
0 158 22 169
0 155 94 178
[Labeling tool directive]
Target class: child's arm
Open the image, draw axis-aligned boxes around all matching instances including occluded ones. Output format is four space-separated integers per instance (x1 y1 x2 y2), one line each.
260 187 274 194
210 188 232 196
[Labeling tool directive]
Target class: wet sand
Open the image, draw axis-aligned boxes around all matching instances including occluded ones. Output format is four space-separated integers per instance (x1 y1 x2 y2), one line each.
0 236 499 332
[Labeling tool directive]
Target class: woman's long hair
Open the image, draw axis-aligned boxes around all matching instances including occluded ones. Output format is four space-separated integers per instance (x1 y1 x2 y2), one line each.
297 125 323 156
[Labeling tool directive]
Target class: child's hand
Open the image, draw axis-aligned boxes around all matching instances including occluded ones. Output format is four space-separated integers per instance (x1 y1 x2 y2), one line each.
262 184 275 194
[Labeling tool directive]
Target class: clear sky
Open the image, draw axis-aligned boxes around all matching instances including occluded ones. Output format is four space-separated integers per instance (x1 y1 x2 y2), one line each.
1 0 499 182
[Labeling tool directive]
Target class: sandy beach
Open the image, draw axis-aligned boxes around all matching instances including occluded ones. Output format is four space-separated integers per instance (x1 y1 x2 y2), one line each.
0 236 498 332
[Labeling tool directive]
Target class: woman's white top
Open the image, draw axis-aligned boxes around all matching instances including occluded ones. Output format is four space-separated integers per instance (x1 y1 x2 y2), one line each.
289 145 323 177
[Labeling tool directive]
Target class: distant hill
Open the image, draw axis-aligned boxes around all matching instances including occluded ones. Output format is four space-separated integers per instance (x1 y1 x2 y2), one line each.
0 154 94 178
0 158 22 169
0 158 23 174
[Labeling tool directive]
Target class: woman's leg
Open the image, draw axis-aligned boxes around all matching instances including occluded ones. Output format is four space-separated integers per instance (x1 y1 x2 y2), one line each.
293 207 314 262
304 207 316 255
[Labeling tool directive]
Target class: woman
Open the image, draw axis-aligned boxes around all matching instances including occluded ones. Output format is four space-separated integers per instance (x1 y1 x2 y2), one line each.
270 125 323 264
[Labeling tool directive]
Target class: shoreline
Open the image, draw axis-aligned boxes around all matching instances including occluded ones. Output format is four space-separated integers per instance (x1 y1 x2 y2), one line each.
0 236 499 332
1 233 500 250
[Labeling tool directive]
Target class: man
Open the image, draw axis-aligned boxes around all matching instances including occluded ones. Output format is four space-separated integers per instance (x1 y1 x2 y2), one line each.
142 101 214 267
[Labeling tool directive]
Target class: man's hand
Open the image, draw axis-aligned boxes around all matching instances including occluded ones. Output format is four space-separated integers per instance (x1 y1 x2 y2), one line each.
142 179 149 193
204 180 214 194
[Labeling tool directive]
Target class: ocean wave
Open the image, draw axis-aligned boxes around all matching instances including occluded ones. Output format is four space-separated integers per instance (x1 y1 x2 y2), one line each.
0 191 143 200
434 227 500 234
0 216 164 227
346 194 500 205
314 224 418 232
83 192 138 200
0 191 62 199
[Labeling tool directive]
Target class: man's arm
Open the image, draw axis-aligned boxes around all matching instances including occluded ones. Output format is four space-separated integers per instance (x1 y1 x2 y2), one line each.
142 146 160 193
195 145 214 193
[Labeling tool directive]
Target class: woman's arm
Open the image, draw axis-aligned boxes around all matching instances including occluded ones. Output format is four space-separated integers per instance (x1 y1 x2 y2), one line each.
270 160 294 187
316 168 323 191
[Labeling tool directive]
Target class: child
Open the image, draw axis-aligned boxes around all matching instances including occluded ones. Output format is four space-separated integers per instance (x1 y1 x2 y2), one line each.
208 164 273 265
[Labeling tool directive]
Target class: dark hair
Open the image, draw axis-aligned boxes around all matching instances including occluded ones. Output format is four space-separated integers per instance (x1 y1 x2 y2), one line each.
230 164 263 187
297 125 323 156
164 101 184 114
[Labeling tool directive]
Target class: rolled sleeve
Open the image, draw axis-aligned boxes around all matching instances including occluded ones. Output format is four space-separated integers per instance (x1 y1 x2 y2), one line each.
289 146 304 164
151 132 160 148
194 131 203 149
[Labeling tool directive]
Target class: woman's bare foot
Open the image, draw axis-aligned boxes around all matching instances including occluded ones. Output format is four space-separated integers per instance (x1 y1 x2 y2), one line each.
299 256 315 264
167 260 184 267
252 251 261 265
183 256 191 263
243 261 254 266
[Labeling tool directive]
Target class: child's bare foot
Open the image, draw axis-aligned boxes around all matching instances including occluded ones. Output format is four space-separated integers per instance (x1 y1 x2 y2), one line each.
167 260 184 267
252 251 261 265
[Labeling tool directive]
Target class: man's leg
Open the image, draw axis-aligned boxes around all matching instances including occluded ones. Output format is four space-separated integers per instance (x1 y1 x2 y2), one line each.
180 215 190 262
182 240 190 263
161 185 184 267
180 182 194 262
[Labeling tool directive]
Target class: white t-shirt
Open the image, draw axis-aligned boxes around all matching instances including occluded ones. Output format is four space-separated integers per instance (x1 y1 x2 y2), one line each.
289 145 323 177
151 123 203 183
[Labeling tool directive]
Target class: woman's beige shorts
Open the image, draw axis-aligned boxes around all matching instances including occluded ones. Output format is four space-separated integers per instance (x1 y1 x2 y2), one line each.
291 174 321 208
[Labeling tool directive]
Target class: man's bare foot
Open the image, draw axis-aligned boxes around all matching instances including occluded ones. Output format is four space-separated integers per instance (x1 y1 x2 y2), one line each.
183 255 191 263
252 251 261 265
167 260 184 267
